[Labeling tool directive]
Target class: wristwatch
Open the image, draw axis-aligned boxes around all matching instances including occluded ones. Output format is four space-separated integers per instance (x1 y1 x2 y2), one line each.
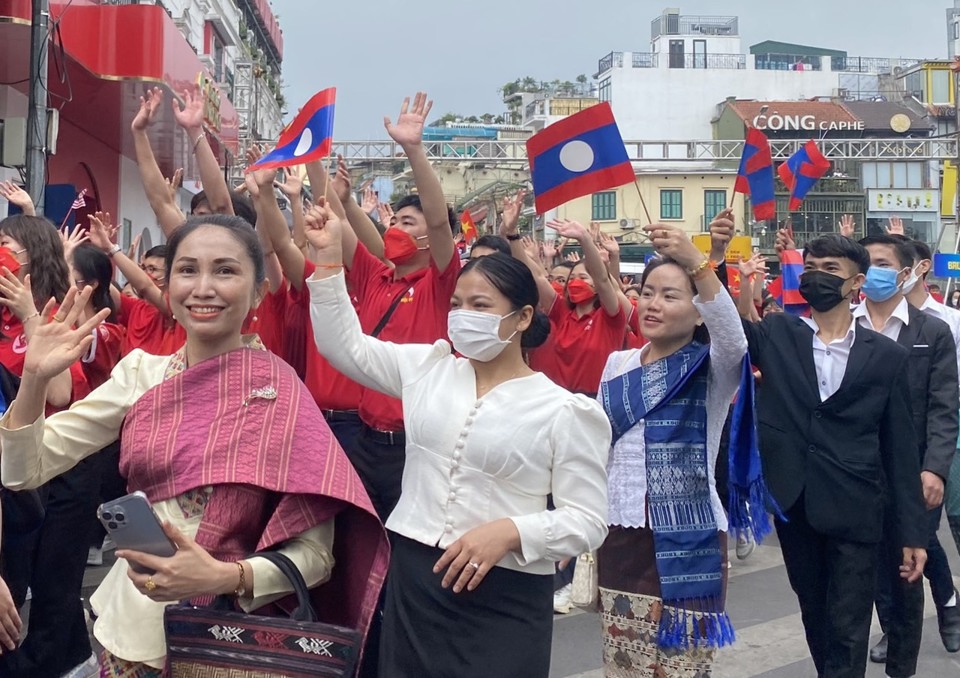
505 233 521 241
107 244 122 257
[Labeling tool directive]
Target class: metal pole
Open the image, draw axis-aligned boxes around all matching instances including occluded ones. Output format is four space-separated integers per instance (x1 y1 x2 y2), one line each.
25 0 49 215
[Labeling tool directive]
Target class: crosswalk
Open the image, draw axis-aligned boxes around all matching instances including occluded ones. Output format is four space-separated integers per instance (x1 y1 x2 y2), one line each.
551 525 960 678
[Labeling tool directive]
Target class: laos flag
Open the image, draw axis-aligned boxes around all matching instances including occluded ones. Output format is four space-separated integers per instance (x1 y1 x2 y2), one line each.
248 88 336 172
526 102 635 214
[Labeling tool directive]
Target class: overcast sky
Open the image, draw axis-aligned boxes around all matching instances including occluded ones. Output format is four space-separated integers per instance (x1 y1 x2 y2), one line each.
272 0 953 139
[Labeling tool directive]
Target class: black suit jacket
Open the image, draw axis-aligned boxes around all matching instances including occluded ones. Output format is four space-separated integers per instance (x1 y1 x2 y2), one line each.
895 305 959 481
743 313 926 547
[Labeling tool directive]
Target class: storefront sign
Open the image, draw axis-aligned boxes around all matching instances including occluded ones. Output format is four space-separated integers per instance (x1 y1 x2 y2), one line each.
752 114 865 132
933 253 960 278
692 234 753 263
867 189 939 213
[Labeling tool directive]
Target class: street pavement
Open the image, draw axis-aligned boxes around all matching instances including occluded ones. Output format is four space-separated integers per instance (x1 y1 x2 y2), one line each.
550 523 960 677
71 521 960 677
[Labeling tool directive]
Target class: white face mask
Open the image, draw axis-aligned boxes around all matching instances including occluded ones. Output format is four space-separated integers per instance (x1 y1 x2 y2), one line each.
900 269 920 295
447 309 517 362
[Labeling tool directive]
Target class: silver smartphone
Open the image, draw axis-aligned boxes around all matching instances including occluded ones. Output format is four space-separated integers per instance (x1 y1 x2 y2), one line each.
97 491 177 574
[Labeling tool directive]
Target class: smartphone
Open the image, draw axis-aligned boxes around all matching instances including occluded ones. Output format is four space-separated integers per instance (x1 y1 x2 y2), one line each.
97 491 177 574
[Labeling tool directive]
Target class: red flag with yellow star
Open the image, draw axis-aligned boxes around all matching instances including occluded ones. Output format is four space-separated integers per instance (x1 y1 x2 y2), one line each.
461 208 478 244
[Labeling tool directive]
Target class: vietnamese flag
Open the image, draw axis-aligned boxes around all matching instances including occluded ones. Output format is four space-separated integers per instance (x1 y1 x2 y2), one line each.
461 208 478 244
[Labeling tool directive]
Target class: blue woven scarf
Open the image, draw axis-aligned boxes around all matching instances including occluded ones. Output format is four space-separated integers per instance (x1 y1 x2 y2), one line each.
600 342 779 649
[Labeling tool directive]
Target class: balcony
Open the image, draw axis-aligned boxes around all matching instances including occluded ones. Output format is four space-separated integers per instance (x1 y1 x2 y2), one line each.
830 56 922 74
755 53 824 71
632 52 658 68
598 51 623 74
670 53 746 70
651 14 739 40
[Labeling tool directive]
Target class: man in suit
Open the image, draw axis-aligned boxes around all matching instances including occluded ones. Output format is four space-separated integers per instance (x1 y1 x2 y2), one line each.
854 235 958 676
740 234 927 678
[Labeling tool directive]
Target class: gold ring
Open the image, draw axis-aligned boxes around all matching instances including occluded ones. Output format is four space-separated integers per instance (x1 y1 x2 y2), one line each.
468 562 480 570
52 314 65 323
145 577 157 592
660 230 668 239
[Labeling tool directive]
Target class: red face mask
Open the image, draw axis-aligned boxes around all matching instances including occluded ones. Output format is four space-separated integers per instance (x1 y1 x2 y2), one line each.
0 247 22 275
383 228 427 265
550 280 566 296
567 279 596 304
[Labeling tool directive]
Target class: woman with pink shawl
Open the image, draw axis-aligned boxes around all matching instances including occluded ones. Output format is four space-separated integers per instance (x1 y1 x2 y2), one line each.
0 215 388 677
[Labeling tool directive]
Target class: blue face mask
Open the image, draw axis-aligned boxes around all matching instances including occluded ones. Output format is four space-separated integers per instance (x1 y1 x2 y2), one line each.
861 266 902 302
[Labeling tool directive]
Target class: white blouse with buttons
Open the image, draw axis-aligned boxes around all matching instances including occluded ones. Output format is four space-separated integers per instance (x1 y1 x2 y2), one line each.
308 272 612 575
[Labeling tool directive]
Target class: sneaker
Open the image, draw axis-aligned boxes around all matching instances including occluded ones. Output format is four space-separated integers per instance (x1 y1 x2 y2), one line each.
61 653 98 678
736 533 756 561
86 547 103 567
553 583 572 614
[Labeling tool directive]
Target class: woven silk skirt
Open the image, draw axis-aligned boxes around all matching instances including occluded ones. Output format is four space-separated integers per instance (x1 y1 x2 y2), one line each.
99 651 161 678
379 532 553 678
597 525 728 678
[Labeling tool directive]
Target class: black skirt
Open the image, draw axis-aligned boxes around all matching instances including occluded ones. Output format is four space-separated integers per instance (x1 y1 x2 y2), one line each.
379 533 554 678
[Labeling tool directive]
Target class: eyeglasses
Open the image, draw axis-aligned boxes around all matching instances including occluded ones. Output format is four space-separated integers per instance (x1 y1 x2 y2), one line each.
141 265 165 276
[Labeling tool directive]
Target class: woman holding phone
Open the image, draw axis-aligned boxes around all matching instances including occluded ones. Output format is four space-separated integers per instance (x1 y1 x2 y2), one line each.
0 215 388 676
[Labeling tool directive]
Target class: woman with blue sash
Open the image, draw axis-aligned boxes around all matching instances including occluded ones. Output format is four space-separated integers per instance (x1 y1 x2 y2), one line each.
597 219 777 677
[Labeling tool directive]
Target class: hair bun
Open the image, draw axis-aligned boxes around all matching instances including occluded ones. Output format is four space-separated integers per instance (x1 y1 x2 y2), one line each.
521 310 550 349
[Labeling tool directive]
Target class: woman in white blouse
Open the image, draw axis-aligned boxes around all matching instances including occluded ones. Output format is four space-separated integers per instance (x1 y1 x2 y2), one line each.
304 202 611 678
596 217 749 677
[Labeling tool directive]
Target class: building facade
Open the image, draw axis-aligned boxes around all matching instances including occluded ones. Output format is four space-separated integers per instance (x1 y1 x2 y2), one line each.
0 0 283 249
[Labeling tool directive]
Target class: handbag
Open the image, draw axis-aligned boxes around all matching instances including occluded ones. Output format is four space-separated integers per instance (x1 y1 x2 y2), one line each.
570 551 599 611
164 551 361 678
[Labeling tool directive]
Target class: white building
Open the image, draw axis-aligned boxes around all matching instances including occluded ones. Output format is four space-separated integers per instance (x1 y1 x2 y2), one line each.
596 8 918 143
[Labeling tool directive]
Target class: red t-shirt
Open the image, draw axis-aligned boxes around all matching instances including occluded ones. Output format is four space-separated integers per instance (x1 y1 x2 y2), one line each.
347 244 461 431
292 261 363 411
117 295 186 357
0 309 90 411
624 302 646 351
81 321 125 390
531 298 626 395
246 286 288 361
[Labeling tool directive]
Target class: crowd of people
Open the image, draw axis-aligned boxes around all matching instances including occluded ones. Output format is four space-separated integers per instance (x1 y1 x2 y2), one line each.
0 86 955 678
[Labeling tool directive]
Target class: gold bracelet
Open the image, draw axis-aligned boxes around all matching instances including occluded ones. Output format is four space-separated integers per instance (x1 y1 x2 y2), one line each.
690 258 713 279
22 312 39 323
193 133 205 152
315 263 344 270
233 560 246 597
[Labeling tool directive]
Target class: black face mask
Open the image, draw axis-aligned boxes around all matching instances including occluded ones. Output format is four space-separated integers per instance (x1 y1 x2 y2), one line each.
798 271 854 312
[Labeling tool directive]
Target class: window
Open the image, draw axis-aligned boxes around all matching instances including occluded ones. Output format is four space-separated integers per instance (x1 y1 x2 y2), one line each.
592 191 617 221
598 78 612 103
693 40 706 69
954 21 959 40
931 70 951 104
660 189 683 219
703 190 726 225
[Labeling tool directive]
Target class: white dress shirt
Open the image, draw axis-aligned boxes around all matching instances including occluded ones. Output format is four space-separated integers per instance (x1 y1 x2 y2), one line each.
600 289 748 530
852 297 910 342
308 272 611 575
919 294 960 382
800 316 858 401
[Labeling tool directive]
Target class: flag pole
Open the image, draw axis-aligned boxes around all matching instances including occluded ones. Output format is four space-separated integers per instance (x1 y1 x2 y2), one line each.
58 207 75 231
632 179 653 224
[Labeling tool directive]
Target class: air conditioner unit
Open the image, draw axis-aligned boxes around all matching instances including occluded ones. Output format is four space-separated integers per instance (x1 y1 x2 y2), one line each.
620 218 636 230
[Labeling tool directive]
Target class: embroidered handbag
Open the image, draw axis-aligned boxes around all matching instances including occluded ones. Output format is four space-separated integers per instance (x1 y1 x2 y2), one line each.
164 551 360 678
570 551 599 611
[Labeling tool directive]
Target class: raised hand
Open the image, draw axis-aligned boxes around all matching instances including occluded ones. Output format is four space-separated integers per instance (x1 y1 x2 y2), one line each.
642 223 706 271
331 155 352 202
132 87 164 132
60 225 89 263
21 288 109 381
165 168 184 204
738 252 767 279
384 92 433 148
542 239 559 262
589 221 602 244
547 219 591 243
88 213 117 252
360 185 379 215
245 143 264 167
838 214 856 238
598 230 620 257
0 269 36 321
774 224 795 254
126 232 143 263
520 236 540 263
172 84 204 132
276 170 304 200
0 181 36 216
500 190 526 236
303 199 343 255
709 208 735 261
377 201 395 228
887 216 905 236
